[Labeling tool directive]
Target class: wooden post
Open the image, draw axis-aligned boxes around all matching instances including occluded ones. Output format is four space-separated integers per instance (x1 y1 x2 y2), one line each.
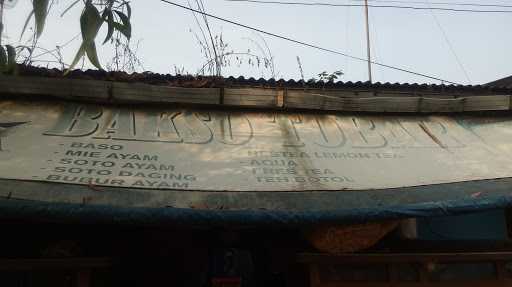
77 269 92 287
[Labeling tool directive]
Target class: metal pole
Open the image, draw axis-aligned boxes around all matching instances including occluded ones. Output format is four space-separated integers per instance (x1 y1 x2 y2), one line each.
363 0 372 83
0 0 4 46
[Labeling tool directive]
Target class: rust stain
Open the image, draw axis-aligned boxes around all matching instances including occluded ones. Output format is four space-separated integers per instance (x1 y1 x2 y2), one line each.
189 203 229 210
419 122 447 149
87 183 104 192
471 192 483 199
189 203 209 209
277 115 326 190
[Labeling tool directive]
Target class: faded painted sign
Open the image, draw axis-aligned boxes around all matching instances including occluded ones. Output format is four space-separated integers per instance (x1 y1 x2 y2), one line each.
1 100 512 191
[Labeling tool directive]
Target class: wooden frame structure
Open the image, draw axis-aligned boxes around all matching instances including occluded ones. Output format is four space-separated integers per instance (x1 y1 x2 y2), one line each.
0 75 510 112
298 252 512 287
0 258 112 287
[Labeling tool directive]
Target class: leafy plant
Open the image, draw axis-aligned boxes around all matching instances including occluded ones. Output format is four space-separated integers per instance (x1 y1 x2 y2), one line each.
0 0 133 74
317 70 344 82
188 0 276 78
64 0 133 72
296 56 344 84
106 31 143 73
0 44 16 73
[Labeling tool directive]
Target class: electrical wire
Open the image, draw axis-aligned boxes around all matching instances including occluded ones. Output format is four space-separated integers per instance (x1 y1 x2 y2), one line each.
225 0 512 13
160 0 460 84
427 1 472 84
344 5 351 76
353 0 512 9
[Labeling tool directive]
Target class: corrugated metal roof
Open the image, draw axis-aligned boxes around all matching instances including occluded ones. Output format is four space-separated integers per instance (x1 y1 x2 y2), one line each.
486 75 512 89
16 65 512 95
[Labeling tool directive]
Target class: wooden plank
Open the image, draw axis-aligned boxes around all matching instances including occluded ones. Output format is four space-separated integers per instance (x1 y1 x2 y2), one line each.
223 96 276 106
312 281 512 287
77 269 92 287
495 261 506 279
285 92 420 112
69 79 111 101
377 91 432 98
463 95 511 111
310 264 322 287
0 76 66 96
285 90 355 109
0 76 510 112
112 82 220 104
0 258 112 270
286 92 511 112
0 76 110 101
304 257 512 287
356 91 376 98
419 96 510 112
287 89 360 98
419 97 465 112
224 88 279 107
298 252 512 264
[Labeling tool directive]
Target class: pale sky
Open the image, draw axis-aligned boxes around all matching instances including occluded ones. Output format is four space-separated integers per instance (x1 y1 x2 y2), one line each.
2 0 511 85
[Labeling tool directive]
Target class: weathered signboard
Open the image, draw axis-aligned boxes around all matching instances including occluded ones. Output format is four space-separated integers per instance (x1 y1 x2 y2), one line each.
1 100 512 192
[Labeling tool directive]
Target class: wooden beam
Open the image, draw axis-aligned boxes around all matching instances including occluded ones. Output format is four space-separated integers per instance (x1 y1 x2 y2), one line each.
0 76 509 113
0 258 112 271
298 252 512 264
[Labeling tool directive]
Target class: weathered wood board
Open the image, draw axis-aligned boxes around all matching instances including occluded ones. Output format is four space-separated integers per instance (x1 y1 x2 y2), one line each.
1 99 512 192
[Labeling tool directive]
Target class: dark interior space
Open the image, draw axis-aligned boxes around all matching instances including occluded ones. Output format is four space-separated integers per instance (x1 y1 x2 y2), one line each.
1 213 512 287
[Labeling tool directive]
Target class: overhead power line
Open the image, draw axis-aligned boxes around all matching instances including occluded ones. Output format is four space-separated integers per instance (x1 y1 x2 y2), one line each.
160 0 460 84
426 1 472 84
353 0 512 9
225 0 512 13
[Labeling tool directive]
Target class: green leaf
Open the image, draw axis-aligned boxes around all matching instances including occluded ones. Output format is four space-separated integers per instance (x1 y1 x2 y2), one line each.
6 45 17 74
84 41 102 70
113 10 131 39
126 3 132 19
17 46 33 64
33 0 50 38
79 1 103 69
0 46 7 70
80 1 102 42
112 22 128 39
20 10 34 41
102 10 115 44
65 43 86 75
60 0 81 17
